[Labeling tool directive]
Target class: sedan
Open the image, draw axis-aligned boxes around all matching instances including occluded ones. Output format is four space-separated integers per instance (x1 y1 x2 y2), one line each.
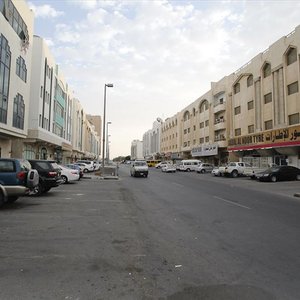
196 163 214 173
211 167 221 177
256 165 300 182
65 164 84 178
161 164 176 173
58 165 80 183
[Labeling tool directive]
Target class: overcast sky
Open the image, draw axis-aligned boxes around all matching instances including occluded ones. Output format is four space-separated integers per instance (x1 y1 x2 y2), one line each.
27 0 300 158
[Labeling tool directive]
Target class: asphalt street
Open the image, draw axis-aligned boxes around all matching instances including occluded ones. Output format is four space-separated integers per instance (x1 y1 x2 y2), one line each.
1 166 300 300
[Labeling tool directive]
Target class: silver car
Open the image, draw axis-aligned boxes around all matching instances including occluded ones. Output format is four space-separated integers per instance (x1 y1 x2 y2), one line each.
196 163 214 174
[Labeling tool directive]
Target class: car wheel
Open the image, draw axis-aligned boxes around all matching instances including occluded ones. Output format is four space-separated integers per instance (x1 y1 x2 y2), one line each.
232 170 238 178
270 175 277 182
186 168 191 172
7 196 19 203
201 169 205 174
31 183 43 196
83 168 88 173
61 175 68 184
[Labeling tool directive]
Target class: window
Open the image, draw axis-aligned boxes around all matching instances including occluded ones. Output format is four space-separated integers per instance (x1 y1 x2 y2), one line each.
13 93 25 129
193 125 196 131
200 138 204 144
16 56 27 82
265 120 273 130
263 63 271 78
247 75 253 87
183 111 190 121
205 120 209 127
200 100 208 113
248 125 254 134
264 93 272 104
0 35 11 124
235 128 241 136
287 81 298 95
200 122 204 128
184 129 187 134
287 48 297 65
247 100 254 110
234 106 241 115
233 83 240 94
205 136 209 142
288 113 299 125
187 128 190 133
1 0 29 42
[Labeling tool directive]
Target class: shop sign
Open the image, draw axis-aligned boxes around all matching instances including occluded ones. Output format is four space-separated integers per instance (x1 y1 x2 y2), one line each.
228 125 300 150
191 144 218 157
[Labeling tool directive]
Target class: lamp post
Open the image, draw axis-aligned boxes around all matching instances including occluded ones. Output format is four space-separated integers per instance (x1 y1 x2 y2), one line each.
102 83 113 176
106 121 112 164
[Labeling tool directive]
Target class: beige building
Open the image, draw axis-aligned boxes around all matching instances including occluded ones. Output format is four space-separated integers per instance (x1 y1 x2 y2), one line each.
0 0 34 158
161 25 300 167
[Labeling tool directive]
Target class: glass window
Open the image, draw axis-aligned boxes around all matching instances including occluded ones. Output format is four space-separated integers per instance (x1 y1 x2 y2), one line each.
265 120 273 130
288 113 299 125
234 83 240 94
16 56 27 82
235 128 241 136
264 93 272 104
13 93 25 129
205 120 209 127
248 125 254 134
248 100 254 110
287 48 297 65
263 63 271 78
287 81 298 95
247 75 253 87
234 106 241 115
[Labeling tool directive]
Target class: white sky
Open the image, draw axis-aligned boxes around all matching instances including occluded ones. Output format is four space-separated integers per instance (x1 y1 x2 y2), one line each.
27 0 300 158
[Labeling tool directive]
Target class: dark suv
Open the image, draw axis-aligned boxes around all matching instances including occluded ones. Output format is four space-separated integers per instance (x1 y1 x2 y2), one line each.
28 160 62 196
0 158 39 206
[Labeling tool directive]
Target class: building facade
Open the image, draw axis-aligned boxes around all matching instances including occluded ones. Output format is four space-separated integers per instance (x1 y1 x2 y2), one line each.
160 26 300 167
131 140 143 160
142 119 162 159
0 0 34 157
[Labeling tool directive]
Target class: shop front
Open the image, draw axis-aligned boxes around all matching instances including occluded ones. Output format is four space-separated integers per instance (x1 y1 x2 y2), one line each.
228 125 300 167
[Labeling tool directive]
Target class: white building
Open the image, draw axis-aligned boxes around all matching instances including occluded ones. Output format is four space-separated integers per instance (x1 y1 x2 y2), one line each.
142 119 162 159
131 140 143 160
0 0 34 158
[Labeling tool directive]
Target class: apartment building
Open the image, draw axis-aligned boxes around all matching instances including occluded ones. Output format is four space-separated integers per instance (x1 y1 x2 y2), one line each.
0 0 34 157
142 119 162 159
161 25 300 167
131 140 143 160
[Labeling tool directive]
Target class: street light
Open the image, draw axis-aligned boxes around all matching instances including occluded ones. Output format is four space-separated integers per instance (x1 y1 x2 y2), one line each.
106 121 112 163
102 83 113 176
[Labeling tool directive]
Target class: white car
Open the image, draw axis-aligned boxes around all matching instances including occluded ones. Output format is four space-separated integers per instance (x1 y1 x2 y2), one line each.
74 162 91 173
76 160 94 172
162 164 176 173
58 165 80 183
211 167 221 176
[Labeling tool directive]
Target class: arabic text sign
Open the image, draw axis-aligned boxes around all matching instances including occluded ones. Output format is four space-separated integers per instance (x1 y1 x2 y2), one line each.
228 125 300 149
191 144 218 157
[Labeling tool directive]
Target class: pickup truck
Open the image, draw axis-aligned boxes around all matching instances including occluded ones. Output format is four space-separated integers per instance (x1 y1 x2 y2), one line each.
218 162 253 178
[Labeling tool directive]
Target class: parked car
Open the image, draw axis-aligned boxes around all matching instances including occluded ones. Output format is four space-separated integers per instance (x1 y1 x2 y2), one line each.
58 165 80 183
0 158 39 205
74 162 91 173
161 164 176 173
211 166 221 177
218 162 252 177
256 165 300 182
155 162 168 169
130 160 149 177
76 160 94 172
196 163 214 173
65 164 84 178
28 160 62 196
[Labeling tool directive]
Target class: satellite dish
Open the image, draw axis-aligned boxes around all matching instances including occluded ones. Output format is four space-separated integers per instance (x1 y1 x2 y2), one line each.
156 117 163 123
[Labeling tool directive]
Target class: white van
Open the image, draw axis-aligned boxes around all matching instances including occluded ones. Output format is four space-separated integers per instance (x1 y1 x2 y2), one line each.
179 159 202 172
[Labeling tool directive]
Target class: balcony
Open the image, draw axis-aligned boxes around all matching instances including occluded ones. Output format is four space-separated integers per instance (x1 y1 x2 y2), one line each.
214 119 226 130
214 102 226 113
214 135 227 148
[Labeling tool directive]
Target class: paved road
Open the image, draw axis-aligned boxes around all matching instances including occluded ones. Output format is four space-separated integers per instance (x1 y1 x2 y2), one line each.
1 166 300 299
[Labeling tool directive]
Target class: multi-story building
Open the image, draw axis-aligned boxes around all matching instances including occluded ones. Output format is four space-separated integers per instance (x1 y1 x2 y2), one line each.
0 0 34 157
131 140 143 160
142 119 162 159
161 25 300 167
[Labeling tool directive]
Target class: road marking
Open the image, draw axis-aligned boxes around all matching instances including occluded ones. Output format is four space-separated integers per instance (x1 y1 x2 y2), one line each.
213 196 251 210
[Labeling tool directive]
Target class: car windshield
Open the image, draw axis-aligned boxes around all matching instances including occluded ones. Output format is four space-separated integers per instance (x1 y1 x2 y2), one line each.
134 162 147 166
